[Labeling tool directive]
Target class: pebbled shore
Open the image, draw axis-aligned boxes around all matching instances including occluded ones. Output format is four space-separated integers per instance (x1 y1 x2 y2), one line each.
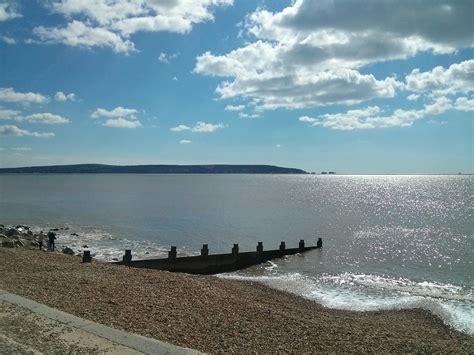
0 248 472 353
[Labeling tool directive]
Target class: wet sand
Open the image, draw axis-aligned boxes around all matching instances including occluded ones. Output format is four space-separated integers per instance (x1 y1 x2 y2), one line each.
0 249 472 353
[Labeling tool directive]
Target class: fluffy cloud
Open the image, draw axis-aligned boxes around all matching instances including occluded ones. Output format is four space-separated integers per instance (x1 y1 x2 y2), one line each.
20 113 70 124
34 21 137 54
299 95 473 130
54 91 76 102
239 112 259 118
0 109 69 124
91 106 138 118
405 59 474 96
0 3 21 22
35 0 233 53
158 52 178 63
0 88 49 104
92 106 142 128
102 118 142 128
224 104 245 111
0 125 55 138
179 139 192 144
195 0 472 110
170 121 224 133
0 35 16 44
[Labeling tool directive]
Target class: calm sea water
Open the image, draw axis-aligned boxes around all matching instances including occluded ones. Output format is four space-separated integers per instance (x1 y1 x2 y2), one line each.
1 174 472 334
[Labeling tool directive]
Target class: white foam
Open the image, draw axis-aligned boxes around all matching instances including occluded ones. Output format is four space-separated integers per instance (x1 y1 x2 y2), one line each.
218 272 474 335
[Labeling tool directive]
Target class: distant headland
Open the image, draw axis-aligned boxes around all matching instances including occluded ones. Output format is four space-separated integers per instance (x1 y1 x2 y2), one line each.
0 164 307 174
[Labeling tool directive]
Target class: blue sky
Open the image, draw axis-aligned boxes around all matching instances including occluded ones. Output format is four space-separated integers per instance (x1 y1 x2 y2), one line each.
0 0 472 173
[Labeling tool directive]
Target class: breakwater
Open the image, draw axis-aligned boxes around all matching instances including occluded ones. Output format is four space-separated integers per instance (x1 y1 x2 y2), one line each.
115 239 322 274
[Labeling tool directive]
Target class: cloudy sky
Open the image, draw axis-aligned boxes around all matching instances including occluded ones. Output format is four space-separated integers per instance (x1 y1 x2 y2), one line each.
0 0 472 173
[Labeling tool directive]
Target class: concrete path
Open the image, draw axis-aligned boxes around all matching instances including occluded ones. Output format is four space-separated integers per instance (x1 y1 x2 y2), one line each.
0 289 201 354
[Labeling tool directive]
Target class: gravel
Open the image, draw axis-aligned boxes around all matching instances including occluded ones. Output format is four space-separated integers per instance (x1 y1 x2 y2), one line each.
0 249 472 353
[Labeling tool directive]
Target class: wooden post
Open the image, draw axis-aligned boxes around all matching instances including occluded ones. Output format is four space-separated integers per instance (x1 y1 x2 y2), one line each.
279 241 286 251
201 244 209 257
168 246 177 259
299 239 305 250
123 249 132 263
317 238 323 248
82 250 92 263
232 244 239 256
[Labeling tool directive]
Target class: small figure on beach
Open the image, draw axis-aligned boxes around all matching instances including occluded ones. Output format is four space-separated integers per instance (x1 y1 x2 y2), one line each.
47 231 57 251
37 231 44 250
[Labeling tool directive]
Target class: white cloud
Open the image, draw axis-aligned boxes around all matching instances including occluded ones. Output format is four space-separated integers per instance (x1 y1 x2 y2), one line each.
406 59 474 96
55 91 76 102
91 106 138 118
34 21 137 54
0 109 70 124
0 88 49 104
36 0 233 53
170 124 190 132
454 97 474 112
21 113 70 124
103 118 142 128
170 121 224 133
179 139 192 144
172 76 178 81
224 104 245 111
0 108 22 120
0 35 16 44
195 0 472 111
191 121 224 132
0 3 21 22
299 95 473 130
276 144 281 148
407 94 420 101
0 125 55 138
158 52 178 64
238 112 259 118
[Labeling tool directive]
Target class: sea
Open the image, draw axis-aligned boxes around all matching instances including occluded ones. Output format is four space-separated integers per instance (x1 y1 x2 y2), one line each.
0 174 472 334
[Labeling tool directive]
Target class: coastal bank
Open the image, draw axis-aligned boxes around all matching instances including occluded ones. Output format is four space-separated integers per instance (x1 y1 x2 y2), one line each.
0 247 472 353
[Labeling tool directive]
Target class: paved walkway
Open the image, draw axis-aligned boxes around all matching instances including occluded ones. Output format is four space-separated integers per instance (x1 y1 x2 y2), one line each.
0 289 201 354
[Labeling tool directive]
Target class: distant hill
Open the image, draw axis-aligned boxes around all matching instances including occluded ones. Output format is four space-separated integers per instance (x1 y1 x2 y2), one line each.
0 164 307 174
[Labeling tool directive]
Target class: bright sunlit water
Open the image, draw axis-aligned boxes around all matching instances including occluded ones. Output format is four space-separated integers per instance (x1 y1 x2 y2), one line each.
1 174 472 334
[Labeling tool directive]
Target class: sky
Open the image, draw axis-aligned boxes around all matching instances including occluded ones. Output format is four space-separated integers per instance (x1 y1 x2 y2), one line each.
0 0 472 174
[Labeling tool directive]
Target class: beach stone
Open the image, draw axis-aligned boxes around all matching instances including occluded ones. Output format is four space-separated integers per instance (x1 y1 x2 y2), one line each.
62 247 75 255
2 240 16 248
14 240 25 247
5 229 20 237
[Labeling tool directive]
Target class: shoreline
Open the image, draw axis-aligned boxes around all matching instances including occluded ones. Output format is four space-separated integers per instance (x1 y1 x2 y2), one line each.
0 248 472 353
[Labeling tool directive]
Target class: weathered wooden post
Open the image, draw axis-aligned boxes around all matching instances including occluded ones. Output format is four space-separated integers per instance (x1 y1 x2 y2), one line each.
168 246 177 259
82 250 92 263
232 243 239 256
317 238 323 248
279 241 286 251
299 239 305 250
201 244 209 257
257 242 263 254
123 249 132 263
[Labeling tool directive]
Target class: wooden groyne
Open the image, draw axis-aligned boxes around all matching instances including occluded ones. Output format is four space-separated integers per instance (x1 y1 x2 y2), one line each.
115 239 322 275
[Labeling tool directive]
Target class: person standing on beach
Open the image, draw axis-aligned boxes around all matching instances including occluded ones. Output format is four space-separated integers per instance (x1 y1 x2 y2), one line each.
37 232 44 250
47 231 56 251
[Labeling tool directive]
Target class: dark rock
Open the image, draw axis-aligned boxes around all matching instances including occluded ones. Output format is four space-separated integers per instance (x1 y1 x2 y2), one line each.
50 228 59 231
70 233 79 236
14 240 25 247
5 229 20 237
2 240 16 248
62 247 75 255
112 258 118 261
82 245 88 248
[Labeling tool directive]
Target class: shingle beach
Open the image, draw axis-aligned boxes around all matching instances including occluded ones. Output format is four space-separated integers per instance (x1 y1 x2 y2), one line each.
0 248 472 353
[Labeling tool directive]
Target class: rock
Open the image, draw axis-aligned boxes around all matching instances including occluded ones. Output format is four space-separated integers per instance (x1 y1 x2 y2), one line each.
50 228 59 231
70 233 79 236
2 240 16 248
0 234 7 239
112 258 118 261
5 229 20 237
62 247 75 255
82 245 88 248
